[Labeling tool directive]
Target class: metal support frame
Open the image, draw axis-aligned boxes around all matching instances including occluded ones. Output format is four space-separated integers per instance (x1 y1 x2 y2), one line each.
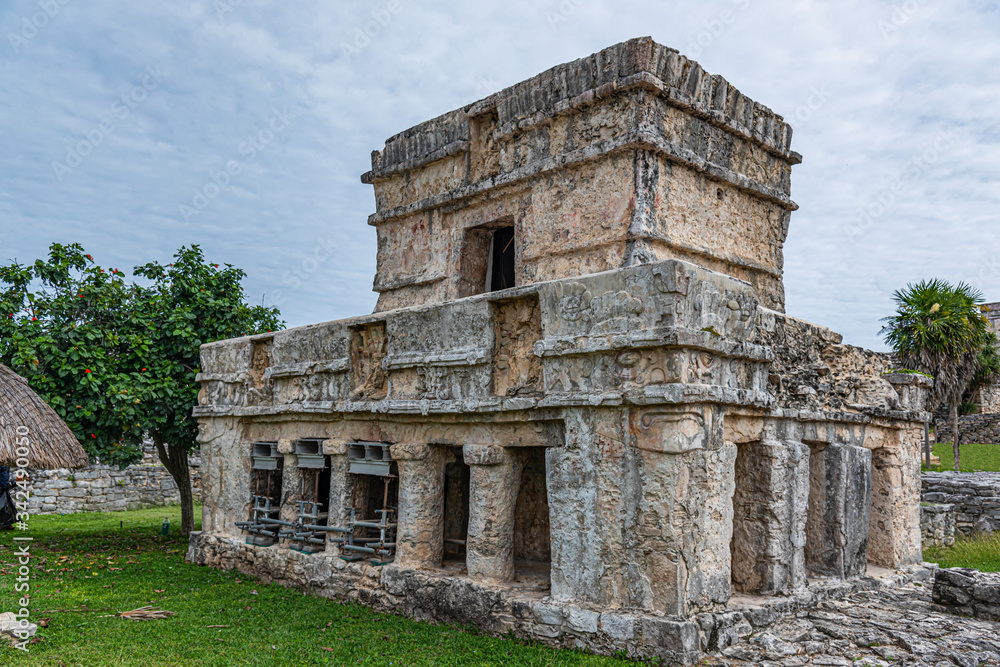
236 495 283 547
288 499 330 554
236 440 399 565
328 474 398 565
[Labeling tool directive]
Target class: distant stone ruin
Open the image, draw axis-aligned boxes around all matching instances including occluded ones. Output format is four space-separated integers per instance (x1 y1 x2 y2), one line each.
27 443 201 515
187 38 933 665
978 302 1000 413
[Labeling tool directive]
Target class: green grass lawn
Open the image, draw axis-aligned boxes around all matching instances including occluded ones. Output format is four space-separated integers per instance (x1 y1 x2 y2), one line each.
924 532 1000 572
1 507 634 667
921 441 1000 472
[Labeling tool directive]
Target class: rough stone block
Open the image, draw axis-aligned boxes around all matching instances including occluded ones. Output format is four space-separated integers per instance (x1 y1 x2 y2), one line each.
806 443 871 578
600 612 635 641
532 602 564 626
732 438 809 594
639 618 702 665
566 605 599 633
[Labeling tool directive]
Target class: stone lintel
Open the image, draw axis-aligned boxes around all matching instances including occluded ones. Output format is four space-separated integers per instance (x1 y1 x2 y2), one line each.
389 442 432 461
463 444 512 466
321 439 349 456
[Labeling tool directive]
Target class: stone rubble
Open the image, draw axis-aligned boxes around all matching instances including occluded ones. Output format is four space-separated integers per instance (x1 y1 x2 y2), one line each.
934 568 1000 622
706 584 1000 666
0 612 37 643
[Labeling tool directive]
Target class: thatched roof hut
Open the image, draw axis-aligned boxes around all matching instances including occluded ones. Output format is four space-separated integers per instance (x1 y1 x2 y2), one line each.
0 363 89 470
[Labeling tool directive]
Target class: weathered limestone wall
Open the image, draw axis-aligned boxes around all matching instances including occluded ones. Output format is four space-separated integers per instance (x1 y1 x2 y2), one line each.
980 386 1000 414
546 404 737 616
922 471 1000 534
190 257 929 623
753 312 928 572
365 37 800 314
27 447 201 515
985 302 1000 334
979 302 1000 413
920 502 956 547
188 257 930 663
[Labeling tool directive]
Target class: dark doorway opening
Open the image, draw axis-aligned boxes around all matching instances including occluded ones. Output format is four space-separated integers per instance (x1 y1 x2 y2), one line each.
342 471 398 564
443 449 470 564
490 226 516 292
291 439 332 554
513 447 551 589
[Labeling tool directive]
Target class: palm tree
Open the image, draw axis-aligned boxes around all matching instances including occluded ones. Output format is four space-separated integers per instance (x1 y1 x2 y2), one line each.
881 279 992 470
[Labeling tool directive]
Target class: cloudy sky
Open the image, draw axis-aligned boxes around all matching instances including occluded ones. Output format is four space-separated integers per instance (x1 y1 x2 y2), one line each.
1 0 997 351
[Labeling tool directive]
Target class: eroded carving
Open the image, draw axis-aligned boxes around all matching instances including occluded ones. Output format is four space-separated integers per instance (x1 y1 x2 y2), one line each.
351 321 388 399
493 296 543 396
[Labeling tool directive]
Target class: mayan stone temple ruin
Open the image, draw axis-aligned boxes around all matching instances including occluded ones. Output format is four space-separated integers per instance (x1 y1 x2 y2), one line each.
187 38 933 664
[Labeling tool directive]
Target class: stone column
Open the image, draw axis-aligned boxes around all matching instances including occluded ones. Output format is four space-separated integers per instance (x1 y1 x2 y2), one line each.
868 428 922 568
731 437 810 595
805 442 872 578
464 444 524 584
390 443 450 570
323 439 350 556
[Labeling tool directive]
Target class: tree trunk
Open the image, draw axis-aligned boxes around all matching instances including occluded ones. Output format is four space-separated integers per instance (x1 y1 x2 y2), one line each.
924 421 931 468
950 401 961 471
152 431 196 535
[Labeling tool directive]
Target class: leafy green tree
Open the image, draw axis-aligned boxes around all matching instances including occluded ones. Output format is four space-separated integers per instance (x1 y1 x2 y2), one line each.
881 279 992 469
0 243 282 533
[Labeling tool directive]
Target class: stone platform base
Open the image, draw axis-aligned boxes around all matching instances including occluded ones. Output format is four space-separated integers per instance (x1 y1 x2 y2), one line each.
187 532 929 665
712 584 1000 666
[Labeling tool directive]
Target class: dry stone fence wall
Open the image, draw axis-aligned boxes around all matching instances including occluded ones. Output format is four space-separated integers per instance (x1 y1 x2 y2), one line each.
920 502 956 547
26 445 201 515
933 568 1000 622
921 471 1000 535
938 413 1000 445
